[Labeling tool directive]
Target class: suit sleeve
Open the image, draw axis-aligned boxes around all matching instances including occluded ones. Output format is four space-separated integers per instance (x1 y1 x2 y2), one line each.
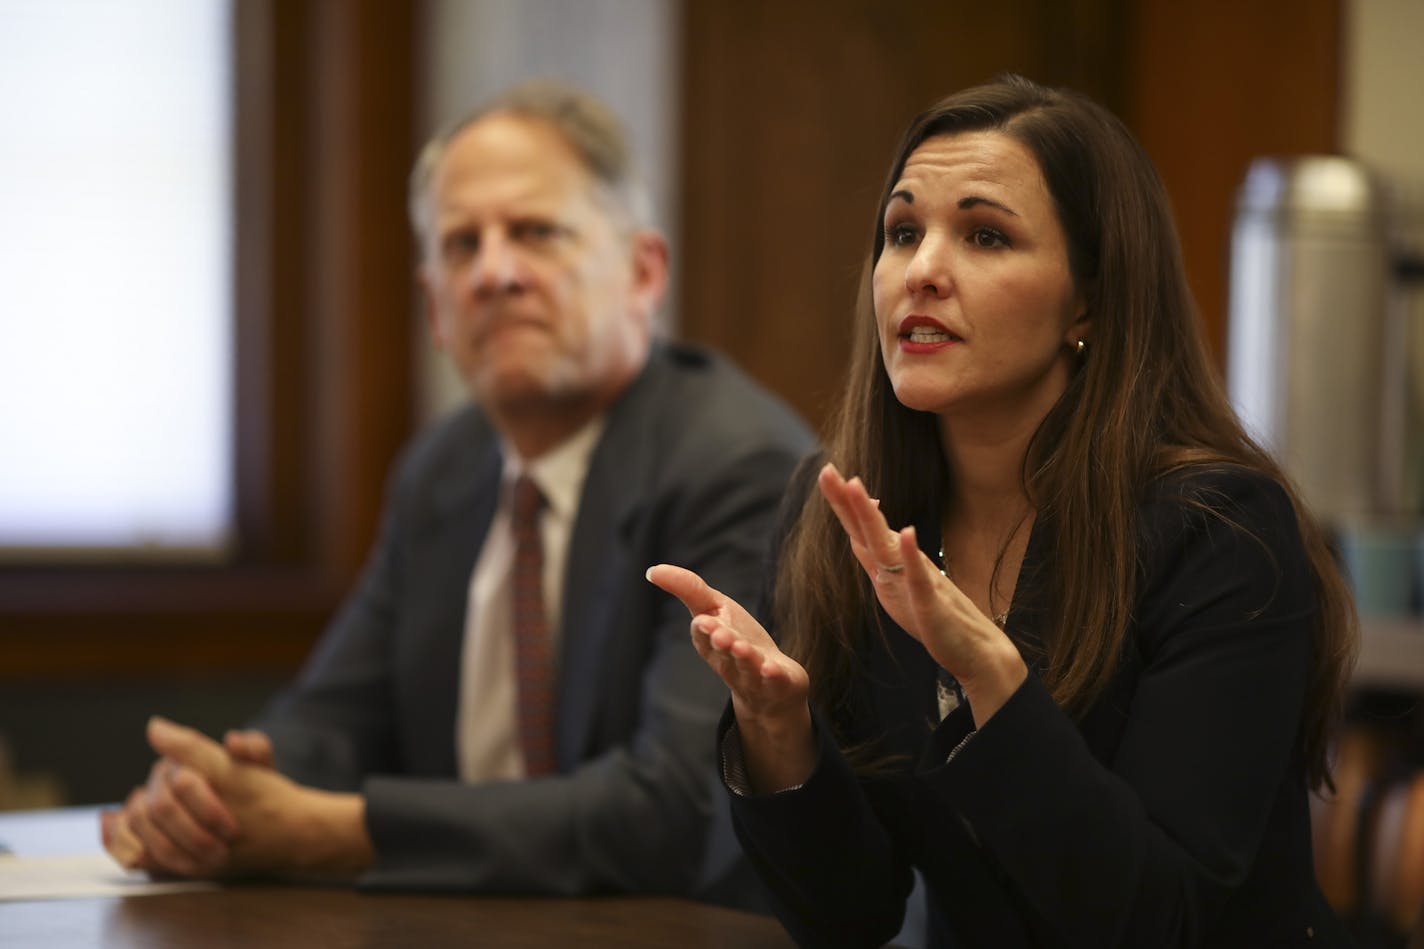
726 709 920 946
725 454 921 946
358 438 810 896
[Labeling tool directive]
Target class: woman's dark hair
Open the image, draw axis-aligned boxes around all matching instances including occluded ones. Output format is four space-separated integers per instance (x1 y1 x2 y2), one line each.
774 74 1355 789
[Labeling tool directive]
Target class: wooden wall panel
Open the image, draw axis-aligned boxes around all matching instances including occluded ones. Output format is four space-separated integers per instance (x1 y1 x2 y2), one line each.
678 0 1129 433
678 0 1341 430
1126 0 1342 362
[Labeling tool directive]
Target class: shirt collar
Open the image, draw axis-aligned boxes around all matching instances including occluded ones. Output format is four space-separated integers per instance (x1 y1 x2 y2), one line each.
500 415 607 521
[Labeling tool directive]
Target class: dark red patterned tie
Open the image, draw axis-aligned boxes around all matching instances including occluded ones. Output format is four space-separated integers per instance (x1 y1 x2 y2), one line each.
510 475 555 776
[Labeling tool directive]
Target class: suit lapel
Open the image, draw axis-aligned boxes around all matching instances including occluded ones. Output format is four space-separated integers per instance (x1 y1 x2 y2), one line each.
554 355 665 766
409 412 502 775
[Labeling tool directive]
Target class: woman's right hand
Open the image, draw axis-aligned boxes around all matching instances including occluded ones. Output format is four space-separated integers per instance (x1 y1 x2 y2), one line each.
646 563 815 792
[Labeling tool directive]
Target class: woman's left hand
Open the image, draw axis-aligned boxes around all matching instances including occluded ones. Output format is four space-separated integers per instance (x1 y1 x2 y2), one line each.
817 462 1027 723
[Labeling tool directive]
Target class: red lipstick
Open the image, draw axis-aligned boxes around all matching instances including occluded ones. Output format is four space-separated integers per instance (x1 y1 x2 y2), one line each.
897 315 962 353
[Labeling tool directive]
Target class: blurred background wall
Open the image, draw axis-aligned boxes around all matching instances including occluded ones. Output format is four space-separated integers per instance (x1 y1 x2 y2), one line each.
0 0 1418 817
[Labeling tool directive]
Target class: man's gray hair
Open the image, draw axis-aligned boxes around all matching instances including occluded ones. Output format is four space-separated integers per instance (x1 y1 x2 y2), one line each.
408 79 653 251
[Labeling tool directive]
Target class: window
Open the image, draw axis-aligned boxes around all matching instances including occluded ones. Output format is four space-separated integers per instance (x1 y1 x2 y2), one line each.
0 0 415 681
0 0 234 558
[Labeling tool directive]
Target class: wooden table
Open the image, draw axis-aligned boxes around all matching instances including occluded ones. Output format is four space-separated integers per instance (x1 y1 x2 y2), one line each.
0 807 794 947
0 887 796 948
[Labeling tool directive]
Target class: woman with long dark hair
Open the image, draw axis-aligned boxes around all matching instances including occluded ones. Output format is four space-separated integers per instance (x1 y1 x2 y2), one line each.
650 75 1355 946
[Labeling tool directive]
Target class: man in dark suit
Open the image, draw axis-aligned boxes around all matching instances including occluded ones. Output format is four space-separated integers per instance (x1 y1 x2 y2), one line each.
102 81 812 899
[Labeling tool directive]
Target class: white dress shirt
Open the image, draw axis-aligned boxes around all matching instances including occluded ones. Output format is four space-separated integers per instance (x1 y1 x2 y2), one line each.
456 417 605 782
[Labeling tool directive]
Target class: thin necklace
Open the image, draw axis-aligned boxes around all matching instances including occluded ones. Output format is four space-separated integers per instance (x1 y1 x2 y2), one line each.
937 543 1009 628
934 541 1010 721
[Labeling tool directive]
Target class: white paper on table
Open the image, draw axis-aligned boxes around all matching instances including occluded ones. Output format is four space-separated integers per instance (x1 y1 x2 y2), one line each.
0 807 218 901
0 852 218 901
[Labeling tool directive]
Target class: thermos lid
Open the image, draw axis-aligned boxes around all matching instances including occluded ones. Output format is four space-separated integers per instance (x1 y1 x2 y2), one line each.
1235 156 1391 227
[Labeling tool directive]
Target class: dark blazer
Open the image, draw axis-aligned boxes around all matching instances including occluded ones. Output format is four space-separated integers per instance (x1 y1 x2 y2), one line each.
257 342 814 897
727 466 1353 947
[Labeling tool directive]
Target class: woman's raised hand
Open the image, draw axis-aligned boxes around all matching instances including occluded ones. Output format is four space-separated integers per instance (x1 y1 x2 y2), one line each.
645 564 808 721
817 463 1026 723
817 462 954 643
645 563 815 792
